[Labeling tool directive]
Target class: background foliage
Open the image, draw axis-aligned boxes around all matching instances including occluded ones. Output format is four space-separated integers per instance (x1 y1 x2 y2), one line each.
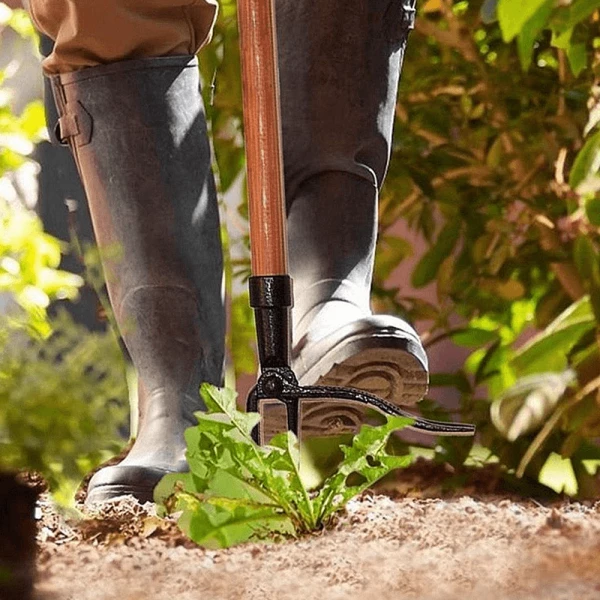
386 0 600 497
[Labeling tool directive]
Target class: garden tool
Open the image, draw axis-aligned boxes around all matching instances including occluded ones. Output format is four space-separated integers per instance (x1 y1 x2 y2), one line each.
238 0 475 443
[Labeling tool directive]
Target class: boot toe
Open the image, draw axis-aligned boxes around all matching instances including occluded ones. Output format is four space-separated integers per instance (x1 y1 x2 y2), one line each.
85 464 175 505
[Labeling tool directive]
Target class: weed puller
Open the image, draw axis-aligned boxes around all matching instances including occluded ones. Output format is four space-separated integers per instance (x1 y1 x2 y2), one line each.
238 0 475 444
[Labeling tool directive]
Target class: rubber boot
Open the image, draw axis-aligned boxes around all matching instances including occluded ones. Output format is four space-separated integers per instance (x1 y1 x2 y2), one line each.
49 56 225 503
276 0 428 435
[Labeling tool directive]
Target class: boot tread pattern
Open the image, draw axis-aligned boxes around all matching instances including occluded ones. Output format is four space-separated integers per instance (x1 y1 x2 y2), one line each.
261 348 428 439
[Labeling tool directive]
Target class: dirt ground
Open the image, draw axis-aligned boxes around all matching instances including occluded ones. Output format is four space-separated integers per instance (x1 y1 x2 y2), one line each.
33 462 600 600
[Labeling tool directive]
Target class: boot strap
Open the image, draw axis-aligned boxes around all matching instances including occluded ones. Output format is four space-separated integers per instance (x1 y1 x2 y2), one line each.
55 102 93 147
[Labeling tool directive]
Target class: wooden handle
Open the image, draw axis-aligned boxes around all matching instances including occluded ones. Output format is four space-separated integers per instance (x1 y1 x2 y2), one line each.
238 0 288 276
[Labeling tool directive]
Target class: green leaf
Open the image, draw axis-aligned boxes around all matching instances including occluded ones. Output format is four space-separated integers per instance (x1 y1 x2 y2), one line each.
411 219 461 288
566 42 587 77
569 131 600 191
451 327 500 347
497 0 551 42
512 297 595 375
314 416 413 521
200 382 259 438
174 491 293 550
551 27 573 50
573 236 600 285
585 196 600 226
491 370 576 441
516 0 555 70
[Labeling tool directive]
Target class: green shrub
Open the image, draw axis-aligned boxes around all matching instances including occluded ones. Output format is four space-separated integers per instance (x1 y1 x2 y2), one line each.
0 201 129 504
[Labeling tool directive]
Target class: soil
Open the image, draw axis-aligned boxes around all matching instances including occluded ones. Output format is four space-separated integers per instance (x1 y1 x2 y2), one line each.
33 461 600 600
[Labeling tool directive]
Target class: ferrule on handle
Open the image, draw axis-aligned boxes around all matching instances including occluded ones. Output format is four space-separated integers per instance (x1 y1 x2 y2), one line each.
249 275 293 369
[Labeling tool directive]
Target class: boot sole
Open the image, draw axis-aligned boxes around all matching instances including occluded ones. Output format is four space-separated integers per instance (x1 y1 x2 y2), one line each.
84 465 173 506
261 335 428 440
85 483 156 506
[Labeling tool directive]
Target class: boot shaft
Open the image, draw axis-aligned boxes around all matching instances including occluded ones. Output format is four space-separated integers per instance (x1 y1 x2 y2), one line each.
49 56 226 400
276 0 416 329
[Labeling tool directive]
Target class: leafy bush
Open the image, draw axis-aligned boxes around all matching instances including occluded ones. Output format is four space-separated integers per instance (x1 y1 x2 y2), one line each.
156 384 412 548
0 311 129 504
0 201 129 504
0 199 82 335
0 3 43 177
377 0 600 496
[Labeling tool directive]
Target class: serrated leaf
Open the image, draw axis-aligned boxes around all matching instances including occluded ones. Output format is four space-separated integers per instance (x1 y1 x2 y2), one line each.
157 385 414 548
314 416 413 520
175 491 293 549
200 382 259 438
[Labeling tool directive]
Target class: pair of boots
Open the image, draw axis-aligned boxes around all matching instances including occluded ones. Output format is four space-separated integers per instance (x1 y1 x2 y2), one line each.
49 0 426 504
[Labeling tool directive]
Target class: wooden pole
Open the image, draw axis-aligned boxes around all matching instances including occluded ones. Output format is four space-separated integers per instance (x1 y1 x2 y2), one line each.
237 0 288 276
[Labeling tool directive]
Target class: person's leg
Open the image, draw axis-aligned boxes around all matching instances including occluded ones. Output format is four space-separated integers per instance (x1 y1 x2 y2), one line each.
27 0 217 73
26 1 225 503
277 0 427 435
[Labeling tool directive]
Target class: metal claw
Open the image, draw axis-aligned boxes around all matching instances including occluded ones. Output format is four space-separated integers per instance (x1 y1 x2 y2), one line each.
247 366 476 445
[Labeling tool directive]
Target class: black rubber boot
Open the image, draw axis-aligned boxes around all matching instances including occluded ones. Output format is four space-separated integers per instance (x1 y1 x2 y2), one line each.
276 0 428 435
50 56 225 503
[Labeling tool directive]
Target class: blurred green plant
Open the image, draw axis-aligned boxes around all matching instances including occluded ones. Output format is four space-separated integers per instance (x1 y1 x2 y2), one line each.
0 201 129 505
0 198 83 336
0 3 44 180
0 6 128 503
0 309 128 505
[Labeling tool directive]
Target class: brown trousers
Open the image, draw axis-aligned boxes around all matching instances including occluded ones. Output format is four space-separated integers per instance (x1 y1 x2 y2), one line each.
26 0 218 74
